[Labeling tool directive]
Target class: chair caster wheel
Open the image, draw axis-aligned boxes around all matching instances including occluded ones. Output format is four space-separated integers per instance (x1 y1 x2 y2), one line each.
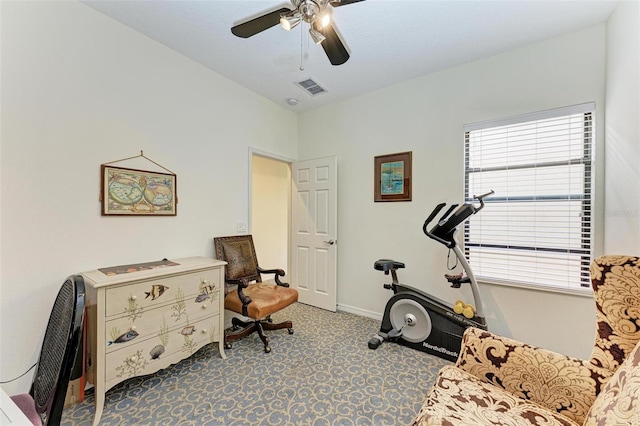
264 346 271 353
288 328 294 335
225 342 232 349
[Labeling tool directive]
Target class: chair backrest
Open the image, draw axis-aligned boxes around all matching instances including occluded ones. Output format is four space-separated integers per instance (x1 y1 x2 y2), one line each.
214 235 262 286
584 338 640 425
32 275 85 425
589 255 640 372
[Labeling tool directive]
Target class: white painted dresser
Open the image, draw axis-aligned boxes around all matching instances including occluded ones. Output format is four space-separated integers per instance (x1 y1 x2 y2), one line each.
82 257 226 425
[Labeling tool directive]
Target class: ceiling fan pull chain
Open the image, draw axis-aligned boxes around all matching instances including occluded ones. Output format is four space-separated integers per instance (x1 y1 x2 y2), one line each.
299 22 305 71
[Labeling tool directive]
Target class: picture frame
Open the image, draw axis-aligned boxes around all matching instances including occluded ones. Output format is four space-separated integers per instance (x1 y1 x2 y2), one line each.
374 151 412 202
101 165 177 216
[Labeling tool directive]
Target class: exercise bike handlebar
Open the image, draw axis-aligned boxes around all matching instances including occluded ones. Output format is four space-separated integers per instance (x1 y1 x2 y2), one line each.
474 189 495 211
422 204 447 246
424 202 446 226
423 190 494 248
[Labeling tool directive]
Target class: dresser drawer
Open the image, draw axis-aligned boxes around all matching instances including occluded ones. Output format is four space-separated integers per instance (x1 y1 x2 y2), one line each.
105 269 220 318
105 314 220 384
104 294 219 354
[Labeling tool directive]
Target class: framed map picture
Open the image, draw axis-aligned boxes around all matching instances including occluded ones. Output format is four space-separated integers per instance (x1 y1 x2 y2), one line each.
101 165 177 216
374 151 412 202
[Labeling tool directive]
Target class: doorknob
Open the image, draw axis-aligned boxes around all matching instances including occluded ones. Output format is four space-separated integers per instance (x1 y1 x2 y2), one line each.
323 239 336 245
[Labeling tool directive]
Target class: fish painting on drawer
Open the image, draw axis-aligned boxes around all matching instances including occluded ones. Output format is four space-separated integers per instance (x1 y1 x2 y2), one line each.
199 280 217 296
108 330 139 346
179 325 196 336
194 292 211 303
145 284 169 300
149 344 165 360
195 279 217 303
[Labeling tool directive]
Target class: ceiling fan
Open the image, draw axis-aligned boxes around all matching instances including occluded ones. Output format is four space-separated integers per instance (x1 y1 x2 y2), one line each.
231 0 366 66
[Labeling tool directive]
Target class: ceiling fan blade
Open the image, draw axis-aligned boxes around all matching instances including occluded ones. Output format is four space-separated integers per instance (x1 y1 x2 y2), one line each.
330 0 366 7
319 22 350 66
231 7 291 38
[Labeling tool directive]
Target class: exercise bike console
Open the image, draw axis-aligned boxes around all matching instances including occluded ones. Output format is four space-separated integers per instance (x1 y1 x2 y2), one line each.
368 191 493 361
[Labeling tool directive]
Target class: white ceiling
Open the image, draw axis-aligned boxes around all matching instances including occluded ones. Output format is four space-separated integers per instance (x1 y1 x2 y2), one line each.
82 0 617 113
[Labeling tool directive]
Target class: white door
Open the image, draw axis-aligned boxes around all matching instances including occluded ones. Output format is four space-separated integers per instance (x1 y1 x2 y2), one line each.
291 156 338 312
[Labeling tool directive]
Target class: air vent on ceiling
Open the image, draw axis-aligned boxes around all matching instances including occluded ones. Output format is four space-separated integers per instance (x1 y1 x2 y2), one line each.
296 78 327 97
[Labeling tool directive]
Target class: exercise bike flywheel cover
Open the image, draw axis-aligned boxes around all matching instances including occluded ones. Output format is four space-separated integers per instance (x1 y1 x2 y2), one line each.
389 299 432 343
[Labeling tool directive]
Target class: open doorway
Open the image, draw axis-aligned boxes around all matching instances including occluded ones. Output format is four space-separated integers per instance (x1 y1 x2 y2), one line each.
250 153 291 273
250 151 338 311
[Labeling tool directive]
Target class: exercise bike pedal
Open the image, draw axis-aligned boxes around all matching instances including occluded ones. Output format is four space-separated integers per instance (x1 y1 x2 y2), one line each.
387 327 403 339
368 335 384 350
444 272 472 288
387 312 415 341
444 272 463 282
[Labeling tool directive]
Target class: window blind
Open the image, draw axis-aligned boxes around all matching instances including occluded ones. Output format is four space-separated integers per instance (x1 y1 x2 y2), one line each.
463 103 594 290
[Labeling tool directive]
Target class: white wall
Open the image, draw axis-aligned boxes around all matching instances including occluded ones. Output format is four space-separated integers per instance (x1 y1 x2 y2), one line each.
0 1 297 394
298 25 608 359
604 0 640 254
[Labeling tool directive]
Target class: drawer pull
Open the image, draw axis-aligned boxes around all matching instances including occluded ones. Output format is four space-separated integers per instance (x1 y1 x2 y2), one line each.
201 329 208 334
128 355 138 363
130 295 137 301
201 304 207 309
130 325 137 331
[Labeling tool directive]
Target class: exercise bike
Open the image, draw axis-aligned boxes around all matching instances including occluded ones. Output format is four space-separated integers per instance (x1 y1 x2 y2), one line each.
368 190 494 362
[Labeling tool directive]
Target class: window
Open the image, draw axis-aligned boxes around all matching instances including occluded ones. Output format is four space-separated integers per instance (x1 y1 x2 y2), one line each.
464 103 594 291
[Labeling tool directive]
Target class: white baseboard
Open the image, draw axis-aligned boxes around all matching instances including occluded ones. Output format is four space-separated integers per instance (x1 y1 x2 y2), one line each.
337 303 383 322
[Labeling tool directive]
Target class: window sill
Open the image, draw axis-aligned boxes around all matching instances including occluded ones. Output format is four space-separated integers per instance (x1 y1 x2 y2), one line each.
478 278 594 298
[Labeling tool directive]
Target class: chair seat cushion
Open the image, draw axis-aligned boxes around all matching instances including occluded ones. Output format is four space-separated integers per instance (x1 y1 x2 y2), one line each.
225 283 298 319
10 393 42 426
412 366 579 426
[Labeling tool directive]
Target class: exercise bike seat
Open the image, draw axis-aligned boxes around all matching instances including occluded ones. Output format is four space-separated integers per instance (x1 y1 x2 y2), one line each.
374 259 405 273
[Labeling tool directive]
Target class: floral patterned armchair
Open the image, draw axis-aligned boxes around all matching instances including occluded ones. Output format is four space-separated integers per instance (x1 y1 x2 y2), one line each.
413 255 640 426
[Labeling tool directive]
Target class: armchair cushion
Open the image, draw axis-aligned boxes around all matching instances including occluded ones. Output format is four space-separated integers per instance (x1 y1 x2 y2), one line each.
224 282 298 319
413 365 580 426
455 327 612 424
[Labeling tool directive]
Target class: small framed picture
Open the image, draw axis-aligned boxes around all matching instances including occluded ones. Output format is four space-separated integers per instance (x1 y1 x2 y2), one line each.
101 165 177 216
374 151 412 202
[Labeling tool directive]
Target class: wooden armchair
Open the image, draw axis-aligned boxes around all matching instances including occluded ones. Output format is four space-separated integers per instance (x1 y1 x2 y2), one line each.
214 235 298 353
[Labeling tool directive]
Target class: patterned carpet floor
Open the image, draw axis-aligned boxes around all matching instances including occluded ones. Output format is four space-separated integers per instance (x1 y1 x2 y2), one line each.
62 302 451 425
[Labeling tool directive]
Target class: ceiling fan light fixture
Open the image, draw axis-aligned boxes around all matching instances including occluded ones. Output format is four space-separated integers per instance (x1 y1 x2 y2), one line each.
232 0 358 66
309 27 326 45
319 11 331 28
280 13 301 31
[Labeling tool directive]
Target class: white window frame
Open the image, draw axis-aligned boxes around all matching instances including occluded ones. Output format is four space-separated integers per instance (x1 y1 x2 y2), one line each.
463 103 594 294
